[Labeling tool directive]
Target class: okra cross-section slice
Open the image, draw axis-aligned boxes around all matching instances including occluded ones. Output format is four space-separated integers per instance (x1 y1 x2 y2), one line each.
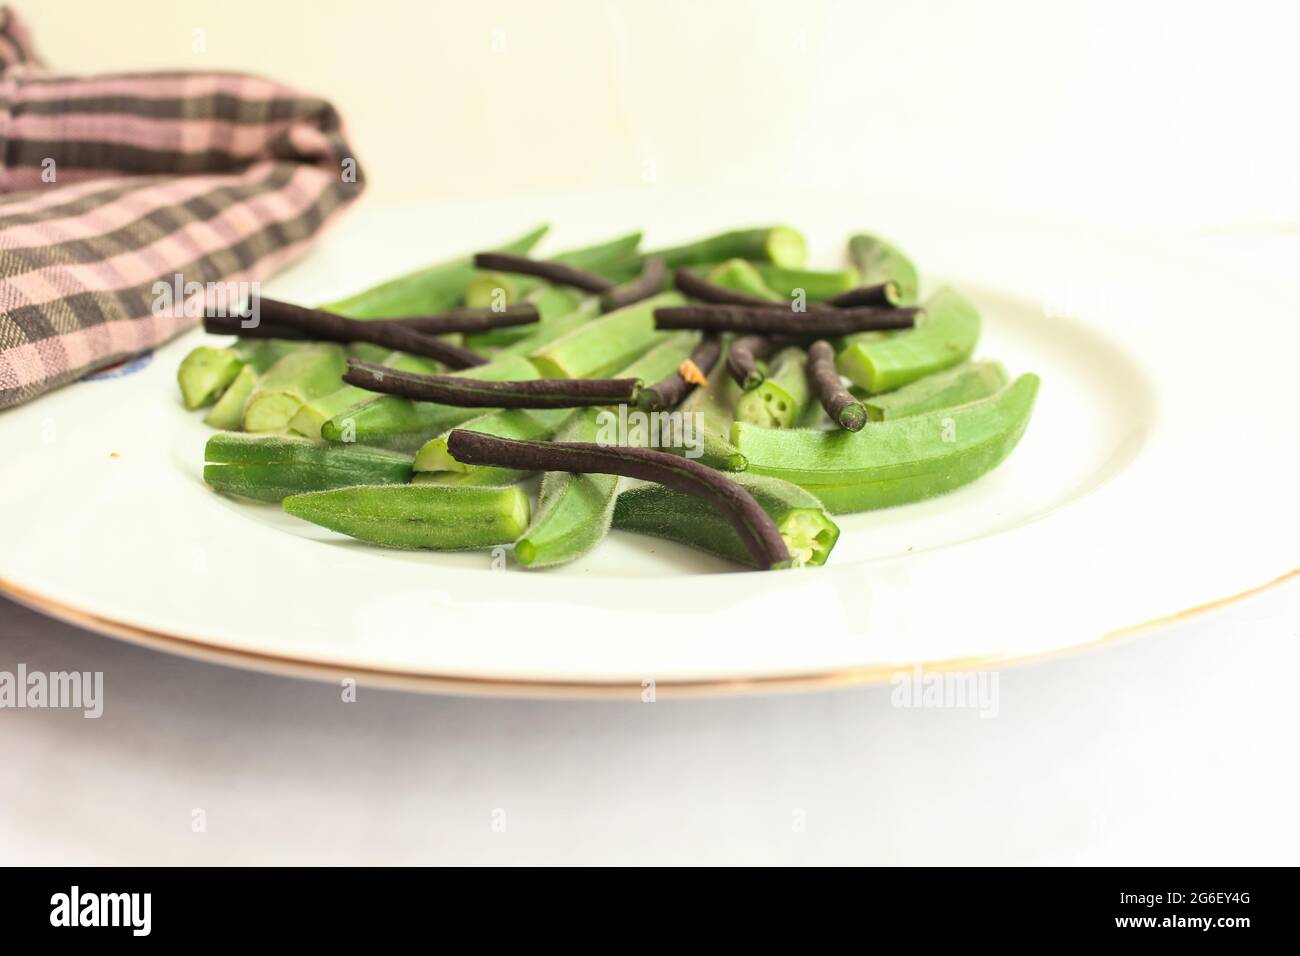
864 361 1008 421
733 373 1039 513
836 286 980 394
204 433 413 502
613 473 839 568
283 484 530 551
241 344 349 434
734 346 812 429
203 363 258 430
177 346 244 409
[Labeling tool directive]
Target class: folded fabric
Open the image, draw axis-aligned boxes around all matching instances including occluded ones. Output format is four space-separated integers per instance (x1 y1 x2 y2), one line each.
0 6 364 408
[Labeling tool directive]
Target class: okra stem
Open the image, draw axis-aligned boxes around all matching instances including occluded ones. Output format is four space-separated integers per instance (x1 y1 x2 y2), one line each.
727 334 776 391
600 256 666 312
343 359 642 408
806 340 866 431
656 304 916 336
674 268 775 307
472 252 614 294
464 231 643 307
847 233 919 305
445 432 792 570
319 352 542 448
825 282 903 309
255 298 487 369
637 334 722 411
864 361 1009 421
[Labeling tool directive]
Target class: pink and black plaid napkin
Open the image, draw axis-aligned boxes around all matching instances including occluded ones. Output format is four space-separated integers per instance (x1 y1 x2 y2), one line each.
0 7 363 408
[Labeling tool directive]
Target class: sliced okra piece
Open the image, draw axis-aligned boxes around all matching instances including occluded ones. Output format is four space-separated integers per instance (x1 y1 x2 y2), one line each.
734 346 812 429
864 361 1009 421
836 286 980 394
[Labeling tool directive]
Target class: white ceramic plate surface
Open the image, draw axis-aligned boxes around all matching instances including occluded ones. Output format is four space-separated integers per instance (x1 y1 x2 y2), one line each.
2 190 1294 695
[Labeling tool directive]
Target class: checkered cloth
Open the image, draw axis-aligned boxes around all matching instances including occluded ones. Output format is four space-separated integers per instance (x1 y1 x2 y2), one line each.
0 7 363 408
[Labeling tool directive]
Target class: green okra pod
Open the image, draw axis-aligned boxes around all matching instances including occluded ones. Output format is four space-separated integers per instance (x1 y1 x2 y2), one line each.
847 232 919 305
204 433 412 502
283 484 531 551
864 361 1009 421
463 231 643 307
733 373 1040 513
734 346 812 429
836 286 981 394
324 224 548 319
612 473 839 568
528 292 683 379
650 226 807 270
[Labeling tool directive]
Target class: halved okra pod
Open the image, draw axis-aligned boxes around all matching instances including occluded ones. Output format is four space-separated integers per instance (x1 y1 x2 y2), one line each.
836 286 980 394
863 361 1009 421
733 373 1040 513
613 473 839 569
528 292 683 378
203 433 413 502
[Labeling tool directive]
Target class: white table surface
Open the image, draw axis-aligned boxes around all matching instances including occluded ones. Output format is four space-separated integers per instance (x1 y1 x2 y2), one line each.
1 576 1296 866
2 233 1296 866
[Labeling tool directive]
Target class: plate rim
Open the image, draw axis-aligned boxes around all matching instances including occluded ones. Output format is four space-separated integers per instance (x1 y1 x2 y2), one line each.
4 567 1294 699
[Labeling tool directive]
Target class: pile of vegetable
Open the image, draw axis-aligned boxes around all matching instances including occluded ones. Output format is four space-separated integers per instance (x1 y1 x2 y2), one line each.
179 225 1038 571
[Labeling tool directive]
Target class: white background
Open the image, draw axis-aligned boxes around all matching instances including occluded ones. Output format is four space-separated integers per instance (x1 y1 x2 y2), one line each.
3 1 1297 864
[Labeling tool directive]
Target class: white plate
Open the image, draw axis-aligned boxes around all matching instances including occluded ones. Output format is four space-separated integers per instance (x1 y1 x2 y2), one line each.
2 190 1295 696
